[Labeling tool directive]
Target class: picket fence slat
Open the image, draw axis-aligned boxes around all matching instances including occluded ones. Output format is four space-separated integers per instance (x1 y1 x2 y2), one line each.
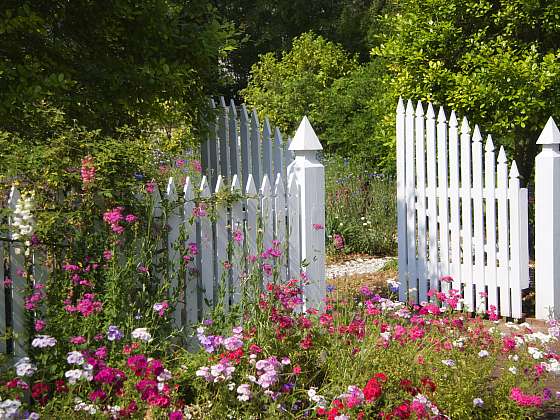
460 117 474 312
425 104 439 301
250 110 262 188
509 163 522 319
209 100 219 189
240 105 251 191
166 178 183 328
274 174 287 283
437 107 450 294
183 178 198 326
396 99 407 302
404 100 416 301
219 97 229 179
230 175 244 305
228 100 240 179
472 126 485 312
274 128 284 186
497 147 510 317
448 111 462 295
261 175 273 254
246 175 258 260
484 136 498 312
263 118 273 185
215 176 229 311
199 177 214 315
415 101 427 302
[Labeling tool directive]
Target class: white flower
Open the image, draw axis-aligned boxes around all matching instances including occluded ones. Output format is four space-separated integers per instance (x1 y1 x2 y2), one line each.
15 357 36 377
473 398 484 407
157 369 172 382
65 369 83 384
0 398 22 418
478 350 489 358
227 382 236 391
442 359 455 367
528 347 544 359
380 331 392 341
67 351 84 365
131 327 152 342
509 354 519 362
509 367 517 375
31 335 57 348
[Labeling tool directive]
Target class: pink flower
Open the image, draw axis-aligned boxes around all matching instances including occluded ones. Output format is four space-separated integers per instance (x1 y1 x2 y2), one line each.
233 229 244 243
70 336 87 345
153 301 169 317
80 156 95 187
125 214 138 223
192 204 207 218
191 160 202 173
103 250 113 261
34 319 46 332
3 277 12 287
169 411 183 420
312 223 324 230
333 233 344 250
146 181 156 193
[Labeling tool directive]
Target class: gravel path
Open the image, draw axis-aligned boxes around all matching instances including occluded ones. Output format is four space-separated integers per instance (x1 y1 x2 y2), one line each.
326 256 390 279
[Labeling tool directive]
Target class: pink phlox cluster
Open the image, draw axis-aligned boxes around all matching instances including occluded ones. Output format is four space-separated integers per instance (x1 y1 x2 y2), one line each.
339 385 364 409
65 293 102 317
25 289 43 310
510 388 543 407
192 203 207 218
153 301 169 317
255 356 282 389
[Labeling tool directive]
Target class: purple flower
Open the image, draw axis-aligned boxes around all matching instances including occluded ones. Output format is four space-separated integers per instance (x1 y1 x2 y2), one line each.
224 336 243 351
107 325 123 341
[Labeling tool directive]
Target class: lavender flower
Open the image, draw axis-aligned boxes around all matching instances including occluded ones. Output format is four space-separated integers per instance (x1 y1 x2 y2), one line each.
15 357 37 377
66 351 84 365
473 398 484 407
107 325 123 341
31 335 57 348
131 327 151 342
237 384 252 401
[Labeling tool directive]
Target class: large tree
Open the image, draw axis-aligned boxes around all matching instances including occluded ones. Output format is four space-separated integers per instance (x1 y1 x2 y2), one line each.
374 0 560 180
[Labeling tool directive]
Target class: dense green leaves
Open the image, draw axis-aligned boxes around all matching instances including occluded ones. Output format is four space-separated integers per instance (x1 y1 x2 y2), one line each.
374 0 560 179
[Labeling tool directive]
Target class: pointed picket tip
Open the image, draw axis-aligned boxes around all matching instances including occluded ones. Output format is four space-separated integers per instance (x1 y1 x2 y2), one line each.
230 174 240 192
415 101 424 116
509 160 520 179
461 116 470 134
240 103 249 121
166 177 177 200
245 174 257 195
183 177 194 199
8 185 20 207
263 117 272 136
274 173 285 194
426 103 435 119
397 97 405 114
537 117 560 145
219 96 227 108
449 111 458 127
251 108 260 126
274 127 283 142
229 99 238 117
289 116 323 151
288 173 298 193
437 106 446 123
472 125 482 143
485 135 495 152
214 175 225 194
200 176 211 196
497 146 507 163
260 174 271 195
405 99 414 116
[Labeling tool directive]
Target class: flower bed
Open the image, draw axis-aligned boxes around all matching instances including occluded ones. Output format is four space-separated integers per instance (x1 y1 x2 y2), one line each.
3 279 560 419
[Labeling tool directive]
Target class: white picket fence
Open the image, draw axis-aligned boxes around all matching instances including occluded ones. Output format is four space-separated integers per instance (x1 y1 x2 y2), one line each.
0 116 326 356
396 99 530 318
201 97 294 193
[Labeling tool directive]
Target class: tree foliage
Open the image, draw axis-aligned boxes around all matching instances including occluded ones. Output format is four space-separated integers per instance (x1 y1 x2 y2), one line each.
374 0 560 180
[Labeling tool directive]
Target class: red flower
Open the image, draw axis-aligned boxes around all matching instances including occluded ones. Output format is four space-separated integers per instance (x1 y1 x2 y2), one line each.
293 365 302 375
363 378 382 402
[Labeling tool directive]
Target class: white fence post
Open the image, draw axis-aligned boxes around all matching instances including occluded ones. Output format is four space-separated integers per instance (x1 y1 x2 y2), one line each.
535 117 560 320
287 116 325 310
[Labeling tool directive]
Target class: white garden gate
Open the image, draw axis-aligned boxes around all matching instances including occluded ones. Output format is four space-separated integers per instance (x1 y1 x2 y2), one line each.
396 99 529 319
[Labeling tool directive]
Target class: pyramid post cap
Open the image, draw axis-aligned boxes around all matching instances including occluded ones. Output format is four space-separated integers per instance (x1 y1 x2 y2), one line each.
537 117 560 145
288 116 323 151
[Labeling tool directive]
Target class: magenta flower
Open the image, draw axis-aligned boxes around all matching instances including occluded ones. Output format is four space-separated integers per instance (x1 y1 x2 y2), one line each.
34 319 46 332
